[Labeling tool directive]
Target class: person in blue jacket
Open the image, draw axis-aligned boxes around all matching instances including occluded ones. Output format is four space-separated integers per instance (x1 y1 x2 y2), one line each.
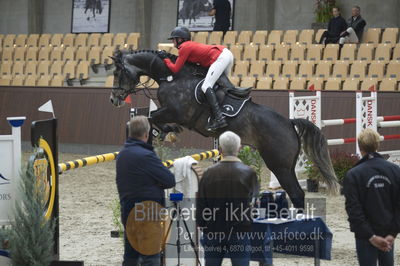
116 115 175 266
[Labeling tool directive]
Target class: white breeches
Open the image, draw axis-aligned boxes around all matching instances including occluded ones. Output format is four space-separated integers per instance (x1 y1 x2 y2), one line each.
339 27 359 44
201 48 234 93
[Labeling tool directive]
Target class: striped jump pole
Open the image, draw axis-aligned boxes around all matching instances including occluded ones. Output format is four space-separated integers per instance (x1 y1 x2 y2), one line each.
287 90 400 175
58 152 119 173
322 115 400 127
58 149 220 174
163 149 220 167
327 134 400 146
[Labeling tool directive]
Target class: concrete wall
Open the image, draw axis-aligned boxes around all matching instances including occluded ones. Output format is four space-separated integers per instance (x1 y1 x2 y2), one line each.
0 0 29 34
234 0 274 31
0 0 399 46
273 0 315 30
42 0 71 33
109 0 137 34
149 0 178 49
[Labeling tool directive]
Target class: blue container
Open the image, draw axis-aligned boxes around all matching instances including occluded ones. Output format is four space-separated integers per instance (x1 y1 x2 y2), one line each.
275 190 289 218
259 191 276 218
169 192 184 202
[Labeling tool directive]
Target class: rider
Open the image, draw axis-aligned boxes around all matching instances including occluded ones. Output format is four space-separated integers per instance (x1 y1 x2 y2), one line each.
157 26 233 132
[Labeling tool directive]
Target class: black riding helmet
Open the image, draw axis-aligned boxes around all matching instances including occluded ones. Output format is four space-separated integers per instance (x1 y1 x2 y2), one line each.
168 26 191 41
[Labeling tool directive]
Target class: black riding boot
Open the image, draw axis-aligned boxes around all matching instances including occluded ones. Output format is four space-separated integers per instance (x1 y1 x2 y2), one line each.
204 87 228 131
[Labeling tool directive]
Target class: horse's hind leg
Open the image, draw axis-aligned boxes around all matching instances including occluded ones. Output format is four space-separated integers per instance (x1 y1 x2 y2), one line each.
257 145 305 209
270 167 304 209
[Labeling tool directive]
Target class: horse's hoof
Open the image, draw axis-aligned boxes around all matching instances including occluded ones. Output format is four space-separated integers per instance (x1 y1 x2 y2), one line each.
165 132 177 143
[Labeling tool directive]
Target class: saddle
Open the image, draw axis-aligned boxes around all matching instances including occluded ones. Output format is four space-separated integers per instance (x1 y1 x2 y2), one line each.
216 75 252 98
194 75 252 118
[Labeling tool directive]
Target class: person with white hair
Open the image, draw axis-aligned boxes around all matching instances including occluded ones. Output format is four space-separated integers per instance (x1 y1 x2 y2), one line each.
344 128 400 266
339 5 366 45
196 131 260 266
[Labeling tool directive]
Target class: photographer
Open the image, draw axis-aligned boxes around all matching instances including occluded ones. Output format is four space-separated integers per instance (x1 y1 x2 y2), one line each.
116 116 175 266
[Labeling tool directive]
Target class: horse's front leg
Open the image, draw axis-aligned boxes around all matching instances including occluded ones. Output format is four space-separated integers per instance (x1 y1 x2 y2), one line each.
149 107 183 135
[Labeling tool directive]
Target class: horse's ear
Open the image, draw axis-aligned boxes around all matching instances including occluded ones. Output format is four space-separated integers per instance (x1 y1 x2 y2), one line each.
113 49 122 57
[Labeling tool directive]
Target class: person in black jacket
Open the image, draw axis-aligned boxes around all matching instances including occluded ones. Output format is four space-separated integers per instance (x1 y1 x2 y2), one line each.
196 131 259 266
319 7 348 44
344 128 400 266
209 0 231 34
116 116 176 266
339 5 366 45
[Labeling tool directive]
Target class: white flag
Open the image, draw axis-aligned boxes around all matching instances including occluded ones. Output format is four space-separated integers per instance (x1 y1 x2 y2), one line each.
38 100 55 118
149 99 158 117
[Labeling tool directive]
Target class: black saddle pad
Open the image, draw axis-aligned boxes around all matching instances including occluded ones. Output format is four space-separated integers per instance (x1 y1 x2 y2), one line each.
195 79 251 118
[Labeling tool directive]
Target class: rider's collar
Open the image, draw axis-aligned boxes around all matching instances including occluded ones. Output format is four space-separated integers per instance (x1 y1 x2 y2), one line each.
177 40 189 49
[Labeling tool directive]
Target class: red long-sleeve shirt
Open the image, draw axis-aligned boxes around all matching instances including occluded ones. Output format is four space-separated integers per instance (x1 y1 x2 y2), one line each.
163 41 225 73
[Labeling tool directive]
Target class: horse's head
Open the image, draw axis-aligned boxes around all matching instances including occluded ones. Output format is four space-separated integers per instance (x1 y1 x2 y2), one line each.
110 49 172 107
109 50 142 107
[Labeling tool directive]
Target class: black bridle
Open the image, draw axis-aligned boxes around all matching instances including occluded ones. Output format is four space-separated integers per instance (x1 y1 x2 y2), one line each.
112 54 158 101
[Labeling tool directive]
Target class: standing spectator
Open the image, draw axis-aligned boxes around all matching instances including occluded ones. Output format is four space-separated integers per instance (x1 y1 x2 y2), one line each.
344 128 400 266
319 7 348 44
116 116 175 266
339 5 366 45
196 131 259 266
209 0 231 34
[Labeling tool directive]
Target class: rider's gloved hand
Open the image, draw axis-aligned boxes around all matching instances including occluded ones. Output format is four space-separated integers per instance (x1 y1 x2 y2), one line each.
157 50 168 60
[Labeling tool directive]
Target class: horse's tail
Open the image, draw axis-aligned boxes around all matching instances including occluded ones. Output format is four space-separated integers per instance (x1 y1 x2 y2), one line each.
291 119 339 195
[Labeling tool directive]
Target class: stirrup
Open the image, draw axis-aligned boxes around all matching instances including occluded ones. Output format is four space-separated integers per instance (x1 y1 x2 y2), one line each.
206 118 228 131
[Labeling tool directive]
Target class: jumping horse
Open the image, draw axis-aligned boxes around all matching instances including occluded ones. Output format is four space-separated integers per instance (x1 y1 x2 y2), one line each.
110 49 338 209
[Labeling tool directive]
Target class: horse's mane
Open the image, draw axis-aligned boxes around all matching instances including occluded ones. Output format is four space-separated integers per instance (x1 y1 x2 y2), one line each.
117 49 207 74
118 49 177 61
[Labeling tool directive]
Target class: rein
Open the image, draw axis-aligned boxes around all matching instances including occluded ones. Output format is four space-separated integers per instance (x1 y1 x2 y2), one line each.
134 55 158 101
114 53 160 101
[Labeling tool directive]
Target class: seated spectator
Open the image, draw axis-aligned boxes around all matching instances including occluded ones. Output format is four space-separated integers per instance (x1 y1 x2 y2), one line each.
319 7 348 44
196 131 260 266
339 5 366 45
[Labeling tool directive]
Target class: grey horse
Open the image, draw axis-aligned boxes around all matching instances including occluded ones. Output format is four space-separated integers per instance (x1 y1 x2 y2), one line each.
110 49 339 209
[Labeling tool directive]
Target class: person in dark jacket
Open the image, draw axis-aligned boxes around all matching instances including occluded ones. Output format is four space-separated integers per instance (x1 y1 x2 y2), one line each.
196 131 259 266
344 128 400 266
208 0 231 34
339 5 366 45
116 115 176 266
319 7 348 44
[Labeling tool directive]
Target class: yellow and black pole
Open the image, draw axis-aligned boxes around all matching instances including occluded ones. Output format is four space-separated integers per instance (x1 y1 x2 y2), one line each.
58 152 119 173
58 149 220 174
162 149 220 167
